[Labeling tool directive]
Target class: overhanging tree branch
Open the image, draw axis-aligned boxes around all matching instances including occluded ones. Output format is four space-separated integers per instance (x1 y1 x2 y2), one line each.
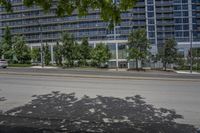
0 0 138 25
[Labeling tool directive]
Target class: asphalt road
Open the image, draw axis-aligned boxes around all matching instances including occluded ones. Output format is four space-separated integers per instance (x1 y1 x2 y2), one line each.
0 73 200 128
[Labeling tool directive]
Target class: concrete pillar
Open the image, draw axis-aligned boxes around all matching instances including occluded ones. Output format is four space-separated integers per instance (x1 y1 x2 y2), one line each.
40 44 43 64
30 46 33 51
116 43 119 70
30 46 33 63
50 45 54 64
1 55 4 59
126 45 130 69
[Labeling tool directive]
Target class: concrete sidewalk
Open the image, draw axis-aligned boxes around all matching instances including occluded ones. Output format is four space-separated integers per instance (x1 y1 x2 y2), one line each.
0 67 200 82
176 71 200 75
30 66 59 69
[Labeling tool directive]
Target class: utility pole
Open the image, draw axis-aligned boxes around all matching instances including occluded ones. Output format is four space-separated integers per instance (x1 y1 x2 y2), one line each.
190 30 193 73
38 20 44 68
113 0 119 71
22 12 44 67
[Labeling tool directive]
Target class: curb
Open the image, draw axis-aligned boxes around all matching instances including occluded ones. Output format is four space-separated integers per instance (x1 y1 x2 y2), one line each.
0 71 200 82
175 71 200 75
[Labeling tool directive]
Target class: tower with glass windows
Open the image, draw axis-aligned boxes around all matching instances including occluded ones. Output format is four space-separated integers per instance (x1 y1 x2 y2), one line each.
0 0 200 67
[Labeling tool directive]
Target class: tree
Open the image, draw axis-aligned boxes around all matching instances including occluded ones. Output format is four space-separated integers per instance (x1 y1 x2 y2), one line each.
0 43 3 58
1 26 13 61
190 48 200 70
80 38 91 66
1 0 138 26
161 38 177 71
190 48 200 61
44 43 51 66
91 43 111 67
174 52 186 70
62 32 80 67
54 42 63 66
13 35 31 64
0 0 12 12
31 47 40 63
127 29 150 70
73 42 82 67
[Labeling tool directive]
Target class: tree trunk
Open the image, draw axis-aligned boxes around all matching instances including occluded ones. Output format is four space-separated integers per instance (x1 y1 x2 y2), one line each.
164 62 167 71
136 58 138 71
84 59 86 67
59 58 62 66
2 55 4 59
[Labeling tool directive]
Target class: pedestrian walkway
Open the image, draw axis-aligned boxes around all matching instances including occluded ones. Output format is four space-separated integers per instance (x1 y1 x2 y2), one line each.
176 71 200 75
108 68 127 72
30 66 59 69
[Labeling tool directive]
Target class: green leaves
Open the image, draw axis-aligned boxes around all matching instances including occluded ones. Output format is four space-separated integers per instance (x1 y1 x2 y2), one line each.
91 43 111 67
127 29 150 60
54 42 63 66
23 0 52 11
1 26 13 60
0 45 2 58
1 0 138 25
163 38 177 64
127 29 150 69
128 48 141 60
31 48 40 63
0 0 12 12
61 32 80 67
13 35 31 64
128 29 149 49
160 38 177 70
1 27 31 63
120 0 137 11
80 38 91 60
44 43 51 65
79 38 92 66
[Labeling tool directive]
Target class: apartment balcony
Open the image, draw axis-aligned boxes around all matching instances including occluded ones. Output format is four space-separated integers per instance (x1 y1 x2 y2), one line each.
131 16 146 20
156 8 173 13
156 14 174 19
0 17 104 29
156 21 174 26
157 28 174 32
130 22 146 26
131 9 145 14
135 2 145 7
155 1 173 7
196 14 200 18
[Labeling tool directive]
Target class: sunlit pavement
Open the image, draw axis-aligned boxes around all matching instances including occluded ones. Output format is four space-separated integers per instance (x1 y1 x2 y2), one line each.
0 73 200 129
30 66 59 69
176 71 200 74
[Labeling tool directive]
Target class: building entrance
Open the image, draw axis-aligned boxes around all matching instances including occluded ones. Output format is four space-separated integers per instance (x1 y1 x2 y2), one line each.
119 61 127 68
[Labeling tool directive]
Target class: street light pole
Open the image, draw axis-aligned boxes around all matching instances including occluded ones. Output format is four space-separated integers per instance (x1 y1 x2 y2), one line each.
22 12 44 67
38 20 44 68
113 0 119 71
190 30 193 73
114 23 119 71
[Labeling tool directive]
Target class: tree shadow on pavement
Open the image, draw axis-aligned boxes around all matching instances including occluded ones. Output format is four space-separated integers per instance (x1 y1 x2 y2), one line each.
0 91 198 133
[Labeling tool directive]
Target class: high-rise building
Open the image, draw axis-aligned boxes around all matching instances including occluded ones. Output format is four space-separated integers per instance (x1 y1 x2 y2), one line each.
0 0 200 68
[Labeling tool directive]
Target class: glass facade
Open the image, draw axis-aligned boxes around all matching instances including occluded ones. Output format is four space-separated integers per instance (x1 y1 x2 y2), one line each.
0 0 200 60
0 0 147 43
174 0 190 42
192 0 200 41
156 0 174 50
